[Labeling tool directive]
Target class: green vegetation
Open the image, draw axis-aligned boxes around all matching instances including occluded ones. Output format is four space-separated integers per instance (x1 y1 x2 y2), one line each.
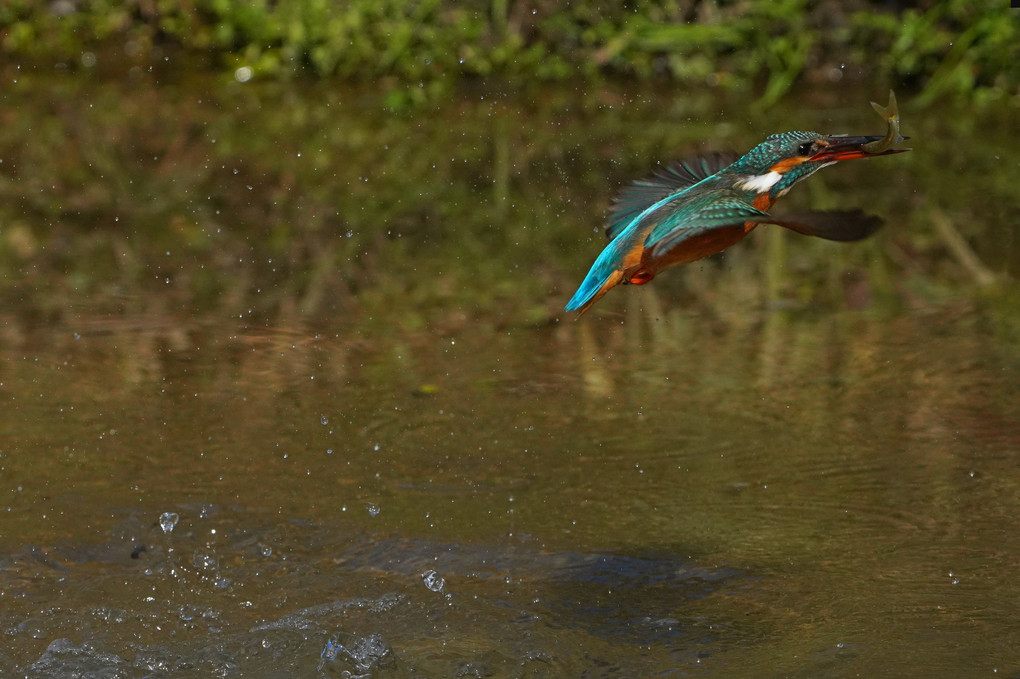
1 0 1016 105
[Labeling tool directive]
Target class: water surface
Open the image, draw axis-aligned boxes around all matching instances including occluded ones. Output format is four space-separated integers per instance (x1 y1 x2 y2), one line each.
1 70 1018 677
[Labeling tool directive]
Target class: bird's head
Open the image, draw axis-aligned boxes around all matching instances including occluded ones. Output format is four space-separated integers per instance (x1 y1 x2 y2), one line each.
731 130 909 198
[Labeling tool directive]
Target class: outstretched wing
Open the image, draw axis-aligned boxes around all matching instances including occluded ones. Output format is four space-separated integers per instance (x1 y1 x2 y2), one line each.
769 210 883 242
647 203 884 259
606 152 738 242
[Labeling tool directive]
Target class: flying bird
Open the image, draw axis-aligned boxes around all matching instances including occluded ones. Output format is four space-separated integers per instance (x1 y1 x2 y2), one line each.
565 96 909 315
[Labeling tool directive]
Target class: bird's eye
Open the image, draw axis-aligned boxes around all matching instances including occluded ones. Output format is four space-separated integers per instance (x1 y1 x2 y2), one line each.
797 142 813 156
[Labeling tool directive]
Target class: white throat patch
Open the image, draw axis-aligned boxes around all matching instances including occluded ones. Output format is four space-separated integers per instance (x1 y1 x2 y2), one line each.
735 171 782 194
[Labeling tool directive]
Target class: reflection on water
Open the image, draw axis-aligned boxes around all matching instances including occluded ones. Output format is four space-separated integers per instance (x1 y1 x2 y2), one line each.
0 72 1018 677
3 306 1018 677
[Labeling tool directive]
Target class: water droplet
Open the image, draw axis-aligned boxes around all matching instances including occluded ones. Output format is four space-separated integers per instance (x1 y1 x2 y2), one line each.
422 569 445 592
320 632 391 672
192 550 217 570
159 512 179 534
320 415 329 426
365 502 381 517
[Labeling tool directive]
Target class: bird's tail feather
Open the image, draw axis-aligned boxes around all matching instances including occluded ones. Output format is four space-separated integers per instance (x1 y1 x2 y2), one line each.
566 227 643 315
565 269 624 316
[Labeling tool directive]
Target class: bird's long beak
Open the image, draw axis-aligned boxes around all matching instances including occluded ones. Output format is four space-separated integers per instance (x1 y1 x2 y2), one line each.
811 135 911 161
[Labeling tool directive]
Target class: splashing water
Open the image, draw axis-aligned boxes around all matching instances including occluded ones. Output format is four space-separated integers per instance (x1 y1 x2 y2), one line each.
159 512 179 534
319 632 392 674
421 569 446 593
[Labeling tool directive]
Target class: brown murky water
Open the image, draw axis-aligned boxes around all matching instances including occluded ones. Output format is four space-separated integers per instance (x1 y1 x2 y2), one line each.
1 68 1018 677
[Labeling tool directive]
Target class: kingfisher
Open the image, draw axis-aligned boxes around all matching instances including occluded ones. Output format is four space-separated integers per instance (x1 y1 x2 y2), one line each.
565 129 909 315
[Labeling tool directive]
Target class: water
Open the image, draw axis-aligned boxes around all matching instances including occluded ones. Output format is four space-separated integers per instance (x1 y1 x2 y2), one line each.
420 569 446 593
160 512 180 534
0 68 1018 677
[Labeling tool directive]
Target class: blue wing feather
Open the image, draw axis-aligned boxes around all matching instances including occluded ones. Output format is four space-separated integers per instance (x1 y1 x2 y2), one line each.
605 152 738 242
645 198 773 257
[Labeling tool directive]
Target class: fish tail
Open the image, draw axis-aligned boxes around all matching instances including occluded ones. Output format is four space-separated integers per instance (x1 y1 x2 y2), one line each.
869 90 898 122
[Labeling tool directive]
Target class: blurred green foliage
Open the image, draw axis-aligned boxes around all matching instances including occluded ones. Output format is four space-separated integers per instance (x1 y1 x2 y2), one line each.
1 0 1016 105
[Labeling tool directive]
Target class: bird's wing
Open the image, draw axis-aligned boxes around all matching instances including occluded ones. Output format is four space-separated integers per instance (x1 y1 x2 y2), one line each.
645 198 773 257
648 204 885 259
768 210 883 242
606 152 738 242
